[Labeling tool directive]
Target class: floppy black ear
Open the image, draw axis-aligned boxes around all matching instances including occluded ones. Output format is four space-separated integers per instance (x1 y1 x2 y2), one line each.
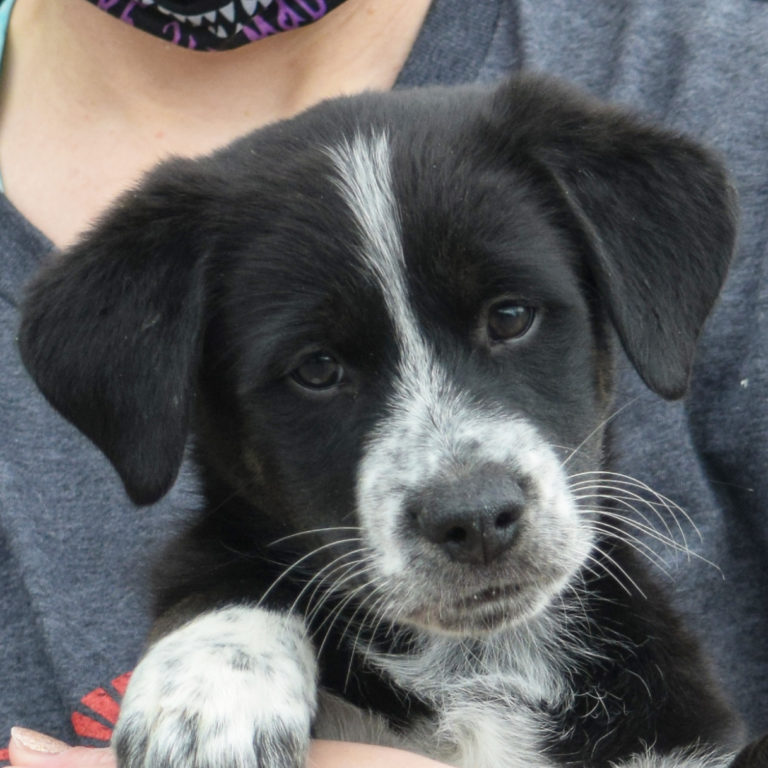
19 159 214 505
491 75 738 399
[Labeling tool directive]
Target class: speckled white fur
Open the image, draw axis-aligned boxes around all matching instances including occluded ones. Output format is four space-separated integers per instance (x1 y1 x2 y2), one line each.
113 606 317 768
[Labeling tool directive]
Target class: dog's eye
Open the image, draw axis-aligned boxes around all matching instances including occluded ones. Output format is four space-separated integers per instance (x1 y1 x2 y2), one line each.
291 351 345 390
488 302 536 342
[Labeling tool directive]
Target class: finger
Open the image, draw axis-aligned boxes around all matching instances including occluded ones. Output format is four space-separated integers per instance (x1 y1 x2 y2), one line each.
9 729 115 768
8 728 68 765
309 740 453 768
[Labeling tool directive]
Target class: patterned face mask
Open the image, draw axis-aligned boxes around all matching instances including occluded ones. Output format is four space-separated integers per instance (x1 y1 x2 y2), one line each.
86 0 349 51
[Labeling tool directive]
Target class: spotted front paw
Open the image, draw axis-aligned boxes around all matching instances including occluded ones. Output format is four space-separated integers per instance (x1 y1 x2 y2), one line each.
113 607 317 768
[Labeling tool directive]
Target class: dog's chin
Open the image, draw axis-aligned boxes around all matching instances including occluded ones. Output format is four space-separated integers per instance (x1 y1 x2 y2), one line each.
400 582 558 638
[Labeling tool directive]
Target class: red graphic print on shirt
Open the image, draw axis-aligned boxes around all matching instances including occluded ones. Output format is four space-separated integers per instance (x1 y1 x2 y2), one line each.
0 673 132 765
71 671 132 745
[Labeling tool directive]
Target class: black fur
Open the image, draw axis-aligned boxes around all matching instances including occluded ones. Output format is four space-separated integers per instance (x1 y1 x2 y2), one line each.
19 75 755 767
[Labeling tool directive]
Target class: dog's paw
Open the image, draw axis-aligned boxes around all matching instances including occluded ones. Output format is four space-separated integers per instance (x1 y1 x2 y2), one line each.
113 606 317 768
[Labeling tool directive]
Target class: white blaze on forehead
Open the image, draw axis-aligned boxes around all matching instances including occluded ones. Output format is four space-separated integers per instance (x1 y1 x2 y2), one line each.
325 130 427 370
325 130 455 418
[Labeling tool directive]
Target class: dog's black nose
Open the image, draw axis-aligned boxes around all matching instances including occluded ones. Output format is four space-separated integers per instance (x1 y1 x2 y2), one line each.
411 471 526 565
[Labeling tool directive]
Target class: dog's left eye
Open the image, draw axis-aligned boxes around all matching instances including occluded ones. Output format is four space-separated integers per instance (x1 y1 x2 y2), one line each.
487 302 536 342
290 351 345 390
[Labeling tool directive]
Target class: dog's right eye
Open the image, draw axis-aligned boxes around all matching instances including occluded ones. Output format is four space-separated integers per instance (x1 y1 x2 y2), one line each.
487 301 536 342
290 351 345 391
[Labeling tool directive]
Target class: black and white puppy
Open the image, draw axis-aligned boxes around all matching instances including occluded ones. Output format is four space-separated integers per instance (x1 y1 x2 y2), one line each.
19 75 758 768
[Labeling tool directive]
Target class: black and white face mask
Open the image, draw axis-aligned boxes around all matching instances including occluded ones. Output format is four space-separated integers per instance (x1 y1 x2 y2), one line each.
86 0 349 51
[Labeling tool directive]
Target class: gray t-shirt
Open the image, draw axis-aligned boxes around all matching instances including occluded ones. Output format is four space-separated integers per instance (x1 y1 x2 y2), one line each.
1 0 766 754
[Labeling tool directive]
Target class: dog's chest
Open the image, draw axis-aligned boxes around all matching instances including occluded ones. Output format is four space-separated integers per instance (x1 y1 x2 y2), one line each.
422 699 558 768
316 639 566 768
316 688 557 768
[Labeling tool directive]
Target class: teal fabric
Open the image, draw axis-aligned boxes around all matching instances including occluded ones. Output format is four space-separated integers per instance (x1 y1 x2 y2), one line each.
0 0 16 192
0 0 14 73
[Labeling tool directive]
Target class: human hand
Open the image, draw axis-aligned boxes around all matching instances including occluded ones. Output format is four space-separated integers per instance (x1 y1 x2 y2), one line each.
8 729 451 768
7 728 113 768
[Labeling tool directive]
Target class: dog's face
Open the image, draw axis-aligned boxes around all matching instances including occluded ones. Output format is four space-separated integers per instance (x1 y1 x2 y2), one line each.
213 131 605 635
19 77 736 637
206 130 604 635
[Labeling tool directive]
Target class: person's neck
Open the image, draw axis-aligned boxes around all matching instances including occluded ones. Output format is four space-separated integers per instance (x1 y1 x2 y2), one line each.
0 0 431 247
16 0 428 144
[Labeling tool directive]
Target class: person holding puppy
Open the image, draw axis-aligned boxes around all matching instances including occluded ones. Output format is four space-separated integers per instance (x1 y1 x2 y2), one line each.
1 1 767 767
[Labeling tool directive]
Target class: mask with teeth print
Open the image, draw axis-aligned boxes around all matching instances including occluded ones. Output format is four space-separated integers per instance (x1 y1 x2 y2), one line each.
85 0 347 51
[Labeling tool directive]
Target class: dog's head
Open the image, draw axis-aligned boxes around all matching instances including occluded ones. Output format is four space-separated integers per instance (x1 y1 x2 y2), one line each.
19 76 736 637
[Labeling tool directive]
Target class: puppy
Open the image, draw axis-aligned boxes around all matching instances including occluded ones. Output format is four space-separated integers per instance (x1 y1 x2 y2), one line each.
19 75 757 768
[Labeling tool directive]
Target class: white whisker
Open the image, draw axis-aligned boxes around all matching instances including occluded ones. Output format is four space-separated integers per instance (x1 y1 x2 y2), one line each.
571 469 701 544
584 547 646 598
291 548 367 618
574 493 686 553
257 537 362 607
562 398 641 467
267 526 362 548
586 521 672 576
314 576 382 662
305 559 371 630
569 477 676 533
